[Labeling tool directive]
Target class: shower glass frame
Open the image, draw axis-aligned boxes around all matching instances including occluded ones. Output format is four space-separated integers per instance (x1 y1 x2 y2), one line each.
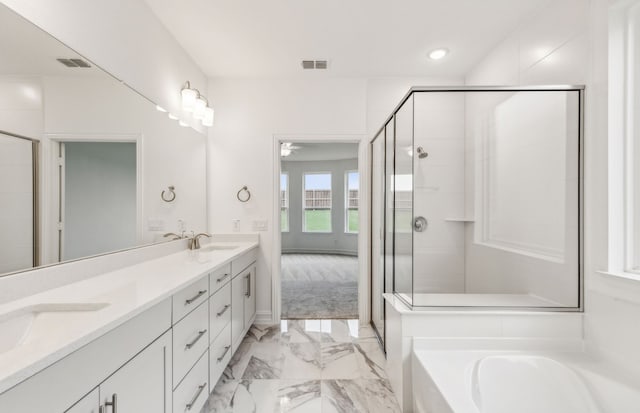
369 86 584 313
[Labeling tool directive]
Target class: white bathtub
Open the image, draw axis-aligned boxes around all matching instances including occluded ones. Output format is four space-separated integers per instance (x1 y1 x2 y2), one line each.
412 338 640 413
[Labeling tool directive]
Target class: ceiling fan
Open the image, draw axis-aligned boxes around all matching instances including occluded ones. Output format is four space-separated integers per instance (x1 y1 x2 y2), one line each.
280 142 300 157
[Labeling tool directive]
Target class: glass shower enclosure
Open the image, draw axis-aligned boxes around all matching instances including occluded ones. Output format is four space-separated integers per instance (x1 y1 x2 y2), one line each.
370 86 583 346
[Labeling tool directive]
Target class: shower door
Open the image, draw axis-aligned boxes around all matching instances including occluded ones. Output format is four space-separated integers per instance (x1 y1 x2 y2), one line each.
371 129 385 344
0 132 37 274
393 95 414 305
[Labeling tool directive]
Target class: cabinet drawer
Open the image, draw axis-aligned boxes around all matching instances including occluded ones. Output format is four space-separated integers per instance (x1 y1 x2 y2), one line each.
173 275 209 324
209 323 232 388
231 248 258 276
209 281 231 343
210 263 231 294
173 301 208 388
173 352 209 413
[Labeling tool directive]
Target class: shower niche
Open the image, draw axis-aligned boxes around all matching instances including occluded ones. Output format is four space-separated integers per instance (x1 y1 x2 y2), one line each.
370 87 583 330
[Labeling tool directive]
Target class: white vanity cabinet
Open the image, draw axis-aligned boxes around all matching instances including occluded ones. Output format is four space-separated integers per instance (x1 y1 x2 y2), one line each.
98 330 172 413
231 264 257 353
67 330 171 413
0 245 259 413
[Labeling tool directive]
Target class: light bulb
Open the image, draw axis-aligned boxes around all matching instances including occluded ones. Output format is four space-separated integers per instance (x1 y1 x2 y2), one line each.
202 107 214 127
168 113 179 120
193 97 207 120
178 120 189 127
181 87 198 112
156 105 167 112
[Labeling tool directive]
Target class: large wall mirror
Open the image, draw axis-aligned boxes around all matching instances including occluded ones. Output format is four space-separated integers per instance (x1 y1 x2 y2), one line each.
0 4 207 276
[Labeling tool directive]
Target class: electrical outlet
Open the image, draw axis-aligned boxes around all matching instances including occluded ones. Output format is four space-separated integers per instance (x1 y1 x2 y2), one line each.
252 220 268 231
232 219 240 232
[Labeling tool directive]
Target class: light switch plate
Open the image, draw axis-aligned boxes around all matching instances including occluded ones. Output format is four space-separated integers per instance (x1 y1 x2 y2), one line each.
252 220 268 231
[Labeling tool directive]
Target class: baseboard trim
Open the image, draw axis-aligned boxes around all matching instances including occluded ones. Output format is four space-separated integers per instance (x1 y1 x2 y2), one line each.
255 311 274 324
281 249 358 257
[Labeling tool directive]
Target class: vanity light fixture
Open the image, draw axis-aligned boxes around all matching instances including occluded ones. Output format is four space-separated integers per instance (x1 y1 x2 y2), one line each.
428 48 449 60
178 120 189 127
181 81 199 112
168 113 179 120
202 107 214 127
181 80 215 127
156 105 167 112
193 95 208 120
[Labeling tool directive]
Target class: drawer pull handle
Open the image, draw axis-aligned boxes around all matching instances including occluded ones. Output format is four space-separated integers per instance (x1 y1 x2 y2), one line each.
104 393 117 413
186 383 207 410
185 329 207 349
217 345 231 362
245 274 251 297
185 290 207 305
216 304 231 317
216 273 230 283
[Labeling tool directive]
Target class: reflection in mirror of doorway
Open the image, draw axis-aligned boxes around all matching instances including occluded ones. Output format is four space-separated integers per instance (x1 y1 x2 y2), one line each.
280 142 359 319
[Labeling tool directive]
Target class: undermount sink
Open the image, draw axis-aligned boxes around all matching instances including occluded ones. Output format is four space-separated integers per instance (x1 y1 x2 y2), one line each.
199 244 239 252
0 302 109 353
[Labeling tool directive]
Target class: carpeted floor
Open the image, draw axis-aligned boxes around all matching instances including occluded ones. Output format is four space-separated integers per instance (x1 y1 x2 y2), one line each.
281 253 358 319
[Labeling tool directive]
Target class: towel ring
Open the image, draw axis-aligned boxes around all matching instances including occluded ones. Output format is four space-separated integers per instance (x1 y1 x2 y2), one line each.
161 185 176 203
237 186 251 202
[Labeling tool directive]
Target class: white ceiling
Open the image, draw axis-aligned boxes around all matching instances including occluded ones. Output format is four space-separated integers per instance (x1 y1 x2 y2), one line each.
144 0 546 78
282 142 358 162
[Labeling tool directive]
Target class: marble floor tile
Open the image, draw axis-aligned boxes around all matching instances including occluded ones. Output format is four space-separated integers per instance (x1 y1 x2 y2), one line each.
281 342 322 379
321 343 360 379
321 379 401 413
202 320 398 413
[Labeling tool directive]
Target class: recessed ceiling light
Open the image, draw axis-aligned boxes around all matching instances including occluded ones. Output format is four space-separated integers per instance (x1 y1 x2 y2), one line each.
428 48 449 60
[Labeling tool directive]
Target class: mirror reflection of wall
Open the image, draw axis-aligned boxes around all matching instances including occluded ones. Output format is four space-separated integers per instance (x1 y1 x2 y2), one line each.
0 3 207 276
62 142 137 261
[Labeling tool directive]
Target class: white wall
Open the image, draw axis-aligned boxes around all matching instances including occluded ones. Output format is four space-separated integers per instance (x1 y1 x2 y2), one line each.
584 0 640 376
281 158 358 255
462 0 640 376
207 77 367 321
461 0 589 307
0 0 208 133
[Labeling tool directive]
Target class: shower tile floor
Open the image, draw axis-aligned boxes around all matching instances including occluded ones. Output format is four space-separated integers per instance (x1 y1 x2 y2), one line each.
200 320 400 413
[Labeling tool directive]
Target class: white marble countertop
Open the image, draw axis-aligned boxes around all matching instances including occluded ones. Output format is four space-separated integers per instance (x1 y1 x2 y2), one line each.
0 240 258 394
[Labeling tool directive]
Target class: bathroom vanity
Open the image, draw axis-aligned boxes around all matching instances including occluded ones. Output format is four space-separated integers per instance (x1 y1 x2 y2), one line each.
0 240 258 413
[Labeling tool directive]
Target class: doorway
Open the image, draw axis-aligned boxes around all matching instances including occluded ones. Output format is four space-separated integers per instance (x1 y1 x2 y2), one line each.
279 142 360 319
51 140 139 262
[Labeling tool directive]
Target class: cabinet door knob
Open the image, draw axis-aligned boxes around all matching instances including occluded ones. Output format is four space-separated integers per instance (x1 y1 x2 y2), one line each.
216 304 231 317
186 383 207 410
185 290 207 305
105 393 117 413
185 329 207 349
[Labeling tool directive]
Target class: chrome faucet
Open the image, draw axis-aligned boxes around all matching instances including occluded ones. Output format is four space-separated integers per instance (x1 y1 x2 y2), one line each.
189 233 211 250
163 232 183 240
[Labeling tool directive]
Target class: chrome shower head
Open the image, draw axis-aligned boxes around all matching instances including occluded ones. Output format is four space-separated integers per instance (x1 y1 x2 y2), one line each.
416 147 428 159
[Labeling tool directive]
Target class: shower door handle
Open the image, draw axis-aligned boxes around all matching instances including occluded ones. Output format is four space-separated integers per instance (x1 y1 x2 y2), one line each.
413 216 428 232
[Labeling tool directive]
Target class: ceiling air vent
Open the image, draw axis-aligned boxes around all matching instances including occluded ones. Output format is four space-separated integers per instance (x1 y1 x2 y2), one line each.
301 60 329 70
57 58 92 68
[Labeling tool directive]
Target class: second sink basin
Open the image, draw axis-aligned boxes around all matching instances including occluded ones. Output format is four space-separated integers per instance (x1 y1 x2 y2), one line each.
200 244 239 252
0 302 109 354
